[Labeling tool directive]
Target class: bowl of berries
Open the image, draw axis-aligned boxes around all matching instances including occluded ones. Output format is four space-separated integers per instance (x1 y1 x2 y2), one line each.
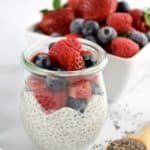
21 37 108 150
27 0 150 101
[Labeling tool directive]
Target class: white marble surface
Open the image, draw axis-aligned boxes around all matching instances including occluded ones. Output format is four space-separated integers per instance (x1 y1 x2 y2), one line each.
0 0 150 150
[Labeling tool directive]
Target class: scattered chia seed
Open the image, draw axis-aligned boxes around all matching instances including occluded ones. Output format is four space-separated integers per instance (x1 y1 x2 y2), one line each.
123 130 136 135
107 138 146 150
90 103 145 150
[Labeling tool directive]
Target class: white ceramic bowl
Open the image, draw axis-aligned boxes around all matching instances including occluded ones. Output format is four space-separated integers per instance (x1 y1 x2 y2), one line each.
26 24 150 101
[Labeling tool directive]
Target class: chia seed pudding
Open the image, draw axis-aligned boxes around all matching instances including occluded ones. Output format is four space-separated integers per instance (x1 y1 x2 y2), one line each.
21 38 108 150
21 92 107 150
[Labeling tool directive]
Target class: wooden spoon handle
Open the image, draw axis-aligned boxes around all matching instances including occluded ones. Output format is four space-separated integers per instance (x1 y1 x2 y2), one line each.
129 122 150 149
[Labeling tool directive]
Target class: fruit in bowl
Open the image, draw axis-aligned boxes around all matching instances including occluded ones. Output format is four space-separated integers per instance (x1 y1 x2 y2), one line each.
35 0 150 57
27 0 150 101
21 38 108 150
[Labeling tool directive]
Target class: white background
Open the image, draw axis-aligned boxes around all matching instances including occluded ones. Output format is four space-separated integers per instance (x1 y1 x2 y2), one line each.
0 0 150 150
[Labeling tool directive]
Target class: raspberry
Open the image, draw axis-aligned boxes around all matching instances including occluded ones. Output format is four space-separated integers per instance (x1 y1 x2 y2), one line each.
49 38 85 71
34 89 67 111
107 13 133 33
69 80 92 99
111 37 140 58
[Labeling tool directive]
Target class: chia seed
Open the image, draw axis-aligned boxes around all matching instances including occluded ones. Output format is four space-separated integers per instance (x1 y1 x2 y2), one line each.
107 138 146 150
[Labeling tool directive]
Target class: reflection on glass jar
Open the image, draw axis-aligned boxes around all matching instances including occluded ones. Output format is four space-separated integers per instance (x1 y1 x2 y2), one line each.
21 38 108 150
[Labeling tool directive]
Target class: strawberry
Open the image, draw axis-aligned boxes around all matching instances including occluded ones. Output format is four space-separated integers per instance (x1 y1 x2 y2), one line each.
111 37 140 58
107 13 133 34
69 80 92 99
68 0 79 12
67 75 98 84
129 9 149 33
39 7 75 35
49 38 85 71
26 75 46 90
76 0 117 21
34 89 67 111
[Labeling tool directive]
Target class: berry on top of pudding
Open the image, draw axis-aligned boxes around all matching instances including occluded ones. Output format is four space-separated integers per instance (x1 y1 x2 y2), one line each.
27 38 100 113
32 38 97 71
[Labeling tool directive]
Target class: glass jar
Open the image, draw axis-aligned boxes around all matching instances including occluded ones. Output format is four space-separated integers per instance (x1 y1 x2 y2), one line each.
21 38 108 150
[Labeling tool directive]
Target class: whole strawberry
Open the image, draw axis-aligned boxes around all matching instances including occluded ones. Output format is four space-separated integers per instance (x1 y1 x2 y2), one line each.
129 9 149 33
68 0 79 13
39 7 75 35
111 37 140 58
76 0 117 21
107 13 133 34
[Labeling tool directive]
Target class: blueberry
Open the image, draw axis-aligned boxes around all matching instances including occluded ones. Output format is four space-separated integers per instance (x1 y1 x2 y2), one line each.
117 1 130 12
128 31 149 47
50 32 62 37
46 76 68 91
82 20 100 36
33 54 51 69
70 18 84 34
146 31 150 41
49 43 55 50
82 54 97 67
97 27 117 45
91 82 104 95
85 35 98 43
67 97 87 113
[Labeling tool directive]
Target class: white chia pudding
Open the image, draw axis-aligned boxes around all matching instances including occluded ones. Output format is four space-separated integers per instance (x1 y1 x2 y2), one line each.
21 91 107 150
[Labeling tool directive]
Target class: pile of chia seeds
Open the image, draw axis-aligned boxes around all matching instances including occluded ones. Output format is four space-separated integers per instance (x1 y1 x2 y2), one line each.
107 138 146 150
89 102 146 150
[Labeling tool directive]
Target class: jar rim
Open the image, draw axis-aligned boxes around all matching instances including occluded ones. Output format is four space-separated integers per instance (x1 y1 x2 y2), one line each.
22 38 108 77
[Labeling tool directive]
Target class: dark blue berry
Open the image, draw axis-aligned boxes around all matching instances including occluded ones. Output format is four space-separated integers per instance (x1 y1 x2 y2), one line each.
146 31 150 41
117 1 130 12
67 97 87 113
82 20 100 36
33 54 51 69
97 27 117 45
91 82 104 95
50 32 62 37
128 31 149 47
82 54 97 67
49 43 55 50
46 76 68 91
85 35 98 43
70 18 84 34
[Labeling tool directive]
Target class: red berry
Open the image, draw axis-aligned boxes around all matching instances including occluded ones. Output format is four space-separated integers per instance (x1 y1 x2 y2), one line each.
39 7 75 35
129 9 149 33
26 75 46 90
80 49 93 56
49 38 85 71
69 80 92 99
111 37 140 58
68 0 79 11
67 50 85 71
107 13 133 33
34 89 67 111
77 0 117 21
